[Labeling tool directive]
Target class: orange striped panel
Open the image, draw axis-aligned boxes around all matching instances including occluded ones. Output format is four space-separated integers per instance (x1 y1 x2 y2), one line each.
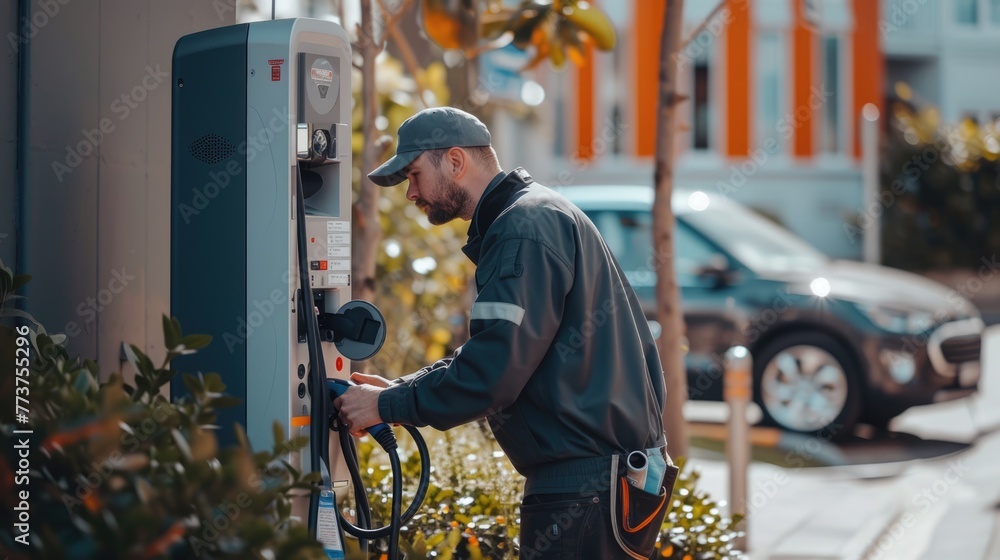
725 0 751 157
852 0 883 158
576 39 595 160
793 0 815 157
633 0 666 157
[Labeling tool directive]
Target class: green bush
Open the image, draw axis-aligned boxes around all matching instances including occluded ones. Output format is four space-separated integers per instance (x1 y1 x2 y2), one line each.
879 100 1000 271
0 262 325 559
352 428 744 559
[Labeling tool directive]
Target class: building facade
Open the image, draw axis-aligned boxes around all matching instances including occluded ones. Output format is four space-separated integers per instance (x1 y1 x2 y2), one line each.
495 0 1000 260
883 0 1000 124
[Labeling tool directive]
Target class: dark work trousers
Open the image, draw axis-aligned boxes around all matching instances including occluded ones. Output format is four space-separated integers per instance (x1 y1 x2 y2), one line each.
518 490 634 560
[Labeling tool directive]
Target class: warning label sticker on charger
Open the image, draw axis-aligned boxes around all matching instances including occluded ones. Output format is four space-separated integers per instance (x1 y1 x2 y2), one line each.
318 490 345 559
268 59 284 82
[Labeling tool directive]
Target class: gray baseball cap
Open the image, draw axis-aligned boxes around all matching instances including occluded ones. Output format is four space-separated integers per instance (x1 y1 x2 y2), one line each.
368 107 491 187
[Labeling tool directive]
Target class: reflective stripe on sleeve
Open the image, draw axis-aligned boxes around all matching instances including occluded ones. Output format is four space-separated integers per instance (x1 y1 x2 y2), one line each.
470 301 525 326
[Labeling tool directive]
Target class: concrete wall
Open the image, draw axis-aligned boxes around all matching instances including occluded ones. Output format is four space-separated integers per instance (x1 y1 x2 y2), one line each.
18 0 233 377
1 3 17 271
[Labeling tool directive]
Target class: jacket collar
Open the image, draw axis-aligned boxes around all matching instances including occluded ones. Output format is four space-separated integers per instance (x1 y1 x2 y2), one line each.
461 167 533 265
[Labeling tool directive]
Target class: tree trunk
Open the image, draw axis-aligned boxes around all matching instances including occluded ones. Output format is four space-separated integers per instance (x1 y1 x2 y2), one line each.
653 0 689 459
352 0 382 305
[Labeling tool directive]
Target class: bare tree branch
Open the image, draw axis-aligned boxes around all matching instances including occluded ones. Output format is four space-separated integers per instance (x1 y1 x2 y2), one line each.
678 0 727 51
376 0 431 108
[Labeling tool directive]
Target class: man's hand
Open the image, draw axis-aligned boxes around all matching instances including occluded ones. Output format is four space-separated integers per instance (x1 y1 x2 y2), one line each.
350 371 391 388
334 374 388 437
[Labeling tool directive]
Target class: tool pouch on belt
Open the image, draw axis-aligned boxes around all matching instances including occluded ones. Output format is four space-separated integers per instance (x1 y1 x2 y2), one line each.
609 451 680 559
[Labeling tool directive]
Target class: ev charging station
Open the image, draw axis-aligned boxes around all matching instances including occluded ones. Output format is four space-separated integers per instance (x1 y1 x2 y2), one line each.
171 16 356 461
170 19 428 555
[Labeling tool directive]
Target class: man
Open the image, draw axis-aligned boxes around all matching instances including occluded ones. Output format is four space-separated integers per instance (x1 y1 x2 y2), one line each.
335 107 671 559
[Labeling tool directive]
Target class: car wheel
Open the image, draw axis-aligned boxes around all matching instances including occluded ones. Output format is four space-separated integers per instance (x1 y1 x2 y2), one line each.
753 332 861 437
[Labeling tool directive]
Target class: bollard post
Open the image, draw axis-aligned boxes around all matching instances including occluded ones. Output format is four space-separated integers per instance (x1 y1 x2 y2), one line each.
724 346 752 552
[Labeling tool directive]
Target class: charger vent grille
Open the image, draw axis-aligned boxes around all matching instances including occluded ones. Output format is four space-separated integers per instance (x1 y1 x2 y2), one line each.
188 134 236 164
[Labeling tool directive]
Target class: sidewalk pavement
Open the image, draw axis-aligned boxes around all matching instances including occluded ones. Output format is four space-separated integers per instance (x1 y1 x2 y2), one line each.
689 455 904 559
688 417 1000 559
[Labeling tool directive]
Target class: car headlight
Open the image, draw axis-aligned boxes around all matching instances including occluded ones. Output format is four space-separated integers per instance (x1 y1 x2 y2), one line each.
857 304 936 334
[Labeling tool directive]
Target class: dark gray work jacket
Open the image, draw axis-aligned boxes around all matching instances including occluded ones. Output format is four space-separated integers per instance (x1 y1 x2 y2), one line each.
378 167 666 495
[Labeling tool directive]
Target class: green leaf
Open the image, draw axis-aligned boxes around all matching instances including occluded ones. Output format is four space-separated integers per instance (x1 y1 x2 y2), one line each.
181 373 201 396
162 315 181 350
426 531 447 548
211 395 242 409
72 370 97 394
171 428 192 462
232 423 251 451
203 372 225 393
301 471 322 485
179 334 212 351
277 497 291 521
281 460 300 481
272 421 286 449
123 344 154 378
11 274 31 292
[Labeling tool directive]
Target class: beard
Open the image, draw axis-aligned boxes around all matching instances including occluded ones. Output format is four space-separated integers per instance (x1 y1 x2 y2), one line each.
418 174 472 225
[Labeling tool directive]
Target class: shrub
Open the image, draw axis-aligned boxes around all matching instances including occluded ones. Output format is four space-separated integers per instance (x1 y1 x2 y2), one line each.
352 427 745 559
0 262 325 559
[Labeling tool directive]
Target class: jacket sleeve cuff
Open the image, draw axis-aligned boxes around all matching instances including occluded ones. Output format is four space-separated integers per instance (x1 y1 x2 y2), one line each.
378 385 417 425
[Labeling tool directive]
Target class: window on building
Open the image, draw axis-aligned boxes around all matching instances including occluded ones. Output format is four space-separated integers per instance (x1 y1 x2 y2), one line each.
820 36 842 153
693 60 710 150
956 0 979 24
692 35 712 151
757 31 787 152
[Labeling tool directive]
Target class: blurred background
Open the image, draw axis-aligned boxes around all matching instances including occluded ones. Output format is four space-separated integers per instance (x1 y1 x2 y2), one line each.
3 0 1000 558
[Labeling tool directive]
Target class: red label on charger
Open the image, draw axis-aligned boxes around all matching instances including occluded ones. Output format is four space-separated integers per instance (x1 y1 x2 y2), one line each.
269 59 284 82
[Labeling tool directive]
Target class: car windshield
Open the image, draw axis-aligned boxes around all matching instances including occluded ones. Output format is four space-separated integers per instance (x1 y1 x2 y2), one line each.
681 197 827 272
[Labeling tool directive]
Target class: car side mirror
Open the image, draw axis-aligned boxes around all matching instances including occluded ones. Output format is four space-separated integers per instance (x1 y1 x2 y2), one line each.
695 255 736 289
